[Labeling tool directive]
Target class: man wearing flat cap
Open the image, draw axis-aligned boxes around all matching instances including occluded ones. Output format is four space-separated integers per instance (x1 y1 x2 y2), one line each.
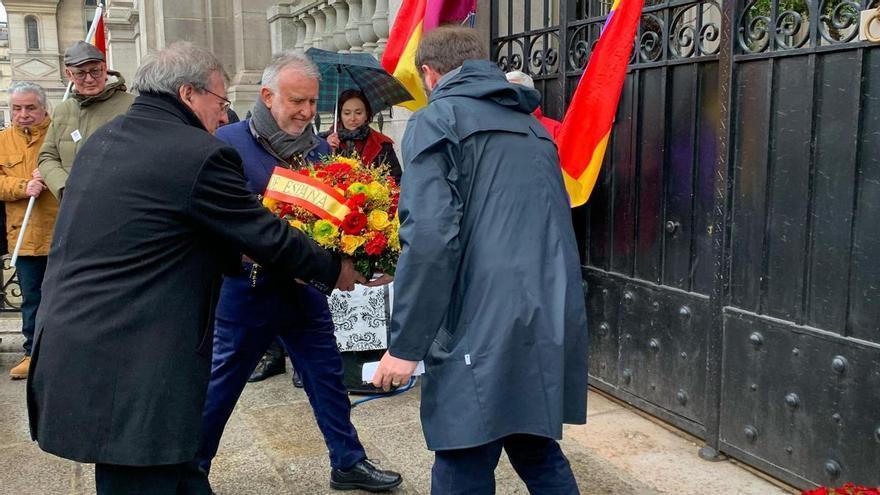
38 41 134 200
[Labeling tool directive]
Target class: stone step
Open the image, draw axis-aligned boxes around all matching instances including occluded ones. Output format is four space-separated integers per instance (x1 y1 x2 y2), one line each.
0 313 24 365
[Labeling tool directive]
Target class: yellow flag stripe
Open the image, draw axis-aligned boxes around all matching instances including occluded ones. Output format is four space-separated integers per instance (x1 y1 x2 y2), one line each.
393 23 428 112
563 132 610 207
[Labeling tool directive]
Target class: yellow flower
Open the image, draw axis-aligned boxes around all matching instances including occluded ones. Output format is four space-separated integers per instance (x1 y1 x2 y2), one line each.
262 197 279 210
340 234 366 255
367 210 390 231
388 229 400 251
288 219 305 231
348 182 368 195
313 220 339 247
388 214 401 250
366 181 388 201
335 156 361 168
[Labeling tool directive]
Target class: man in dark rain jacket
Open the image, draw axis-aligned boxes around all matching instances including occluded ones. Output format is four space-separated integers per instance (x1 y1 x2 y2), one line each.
372 26 589 494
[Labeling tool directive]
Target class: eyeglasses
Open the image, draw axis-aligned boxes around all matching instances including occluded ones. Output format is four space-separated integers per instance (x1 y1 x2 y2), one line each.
68 67 105 81
203 88 231 111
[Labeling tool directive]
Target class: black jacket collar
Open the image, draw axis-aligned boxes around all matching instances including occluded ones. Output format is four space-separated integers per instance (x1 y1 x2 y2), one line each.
129 92 207 132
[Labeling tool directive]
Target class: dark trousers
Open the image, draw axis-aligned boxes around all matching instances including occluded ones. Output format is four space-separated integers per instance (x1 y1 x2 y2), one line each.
431 434 580 495
95 461 212 495
15 256 47 355
196 273 366 473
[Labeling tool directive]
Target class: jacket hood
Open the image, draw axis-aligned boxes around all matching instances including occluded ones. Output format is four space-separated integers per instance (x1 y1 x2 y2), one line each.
429 60 541 114
73 70 128 107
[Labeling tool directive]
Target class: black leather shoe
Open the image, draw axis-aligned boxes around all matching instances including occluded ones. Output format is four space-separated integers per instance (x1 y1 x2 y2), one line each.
292 368 304 388
330 459 402 492
247 354 285 383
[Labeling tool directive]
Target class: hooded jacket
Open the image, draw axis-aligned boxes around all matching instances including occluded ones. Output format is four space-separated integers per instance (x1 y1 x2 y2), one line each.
38 71 135 199
0 118 58 255
390 60 589 450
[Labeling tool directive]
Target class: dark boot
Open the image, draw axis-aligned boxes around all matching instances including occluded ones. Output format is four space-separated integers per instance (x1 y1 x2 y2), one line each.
292 367 304 388
247 341 285 382
330 459 402 492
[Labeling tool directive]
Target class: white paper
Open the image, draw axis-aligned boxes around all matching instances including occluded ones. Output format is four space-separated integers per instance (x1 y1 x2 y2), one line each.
361 360 425 383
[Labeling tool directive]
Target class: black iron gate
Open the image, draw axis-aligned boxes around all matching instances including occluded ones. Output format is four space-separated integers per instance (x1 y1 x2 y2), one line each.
490 0 880 488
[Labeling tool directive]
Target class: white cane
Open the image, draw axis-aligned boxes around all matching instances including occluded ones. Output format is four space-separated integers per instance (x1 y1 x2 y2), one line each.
12 4 104 267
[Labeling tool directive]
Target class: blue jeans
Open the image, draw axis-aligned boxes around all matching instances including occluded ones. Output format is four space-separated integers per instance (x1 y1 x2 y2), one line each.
15 256 47 356
432 434 580 495
196 270 366 473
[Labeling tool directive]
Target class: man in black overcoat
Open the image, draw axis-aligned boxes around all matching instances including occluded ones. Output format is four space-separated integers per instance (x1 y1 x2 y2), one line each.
26 41 363 494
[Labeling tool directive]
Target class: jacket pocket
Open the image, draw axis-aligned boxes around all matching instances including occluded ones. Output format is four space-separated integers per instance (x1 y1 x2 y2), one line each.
1 154 24 169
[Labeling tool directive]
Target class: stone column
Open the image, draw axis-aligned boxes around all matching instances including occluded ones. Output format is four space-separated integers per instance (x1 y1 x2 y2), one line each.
105 0 141 82
371 0 390 57
344 0 364 52
319 2 339 52
228 0 275 115
310 7 326 49
358 0 378 54
330 0 351 53
293 18 307 53
302 12 317 50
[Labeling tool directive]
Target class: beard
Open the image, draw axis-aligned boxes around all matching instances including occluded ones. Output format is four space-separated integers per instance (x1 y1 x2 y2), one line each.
421 74 432 97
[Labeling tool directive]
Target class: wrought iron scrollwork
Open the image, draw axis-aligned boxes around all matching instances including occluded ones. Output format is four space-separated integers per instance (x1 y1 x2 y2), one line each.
1 256 21 311
495 38 526 71
739 0 861 53
775 5 810 49
528 32 561 76
738 0 772 53
495 32 560 76
818 0 860 44
639 13 666 62
567 23 601 70
670 0 722 58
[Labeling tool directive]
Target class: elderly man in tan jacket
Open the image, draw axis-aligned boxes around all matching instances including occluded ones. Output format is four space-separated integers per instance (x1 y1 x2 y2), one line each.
38 41 134 200
0 82 56 379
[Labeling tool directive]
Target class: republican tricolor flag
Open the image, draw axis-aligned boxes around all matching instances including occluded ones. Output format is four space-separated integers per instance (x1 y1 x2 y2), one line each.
92 10 106 55
381 0 476 111
557 0 643 207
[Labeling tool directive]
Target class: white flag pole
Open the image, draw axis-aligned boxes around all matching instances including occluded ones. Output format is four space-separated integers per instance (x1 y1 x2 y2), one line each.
11 3 103 267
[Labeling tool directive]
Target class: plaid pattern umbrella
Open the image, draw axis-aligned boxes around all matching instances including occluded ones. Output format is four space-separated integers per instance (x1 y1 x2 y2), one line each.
306 48 415 116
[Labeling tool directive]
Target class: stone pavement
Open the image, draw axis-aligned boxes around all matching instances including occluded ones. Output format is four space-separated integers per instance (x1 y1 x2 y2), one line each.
0 345 796 495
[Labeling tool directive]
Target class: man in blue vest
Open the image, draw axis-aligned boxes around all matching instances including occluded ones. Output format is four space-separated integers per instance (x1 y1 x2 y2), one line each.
196 52 402 492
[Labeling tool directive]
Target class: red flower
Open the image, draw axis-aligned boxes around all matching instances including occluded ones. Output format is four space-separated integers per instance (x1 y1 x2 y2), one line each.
324 162 353 178
341 212 368 235
296 168 311 176
365 232 388 256
346 193 367 210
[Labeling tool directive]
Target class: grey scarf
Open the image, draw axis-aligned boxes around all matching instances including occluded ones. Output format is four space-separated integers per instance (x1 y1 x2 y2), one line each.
249 98 319 163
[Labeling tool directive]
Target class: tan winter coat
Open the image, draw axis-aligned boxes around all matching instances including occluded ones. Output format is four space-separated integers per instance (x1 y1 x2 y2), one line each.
38 72 134 199
0 118 58 256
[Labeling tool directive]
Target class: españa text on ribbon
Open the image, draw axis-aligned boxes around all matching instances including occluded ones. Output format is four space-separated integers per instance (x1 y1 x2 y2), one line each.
264 167 351 224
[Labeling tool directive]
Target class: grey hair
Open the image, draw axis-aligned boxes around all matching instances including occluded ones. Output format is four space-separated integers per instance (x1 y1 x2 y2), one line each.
132 41 229 96
505 70 534 89
8 81 48 108
261 51 321 91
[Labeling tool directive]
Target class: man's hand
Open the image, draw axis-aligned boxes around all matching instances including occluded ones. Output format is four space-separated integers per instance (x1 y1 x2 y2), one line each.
26 178 44 198
32 168 43 181
363 273 394 287
335 257 365 291
326 132 340 150
371 351 418 391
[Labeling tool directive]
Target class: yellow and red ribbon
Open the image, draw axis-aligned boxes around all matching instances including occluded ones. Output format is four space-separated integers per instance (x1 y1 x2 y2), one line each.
264 167 351 225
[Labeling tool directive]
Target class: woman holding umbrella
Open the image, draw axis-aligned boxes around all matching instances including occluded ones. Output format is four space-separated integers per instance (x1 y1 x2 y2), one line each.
323 89 402 181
